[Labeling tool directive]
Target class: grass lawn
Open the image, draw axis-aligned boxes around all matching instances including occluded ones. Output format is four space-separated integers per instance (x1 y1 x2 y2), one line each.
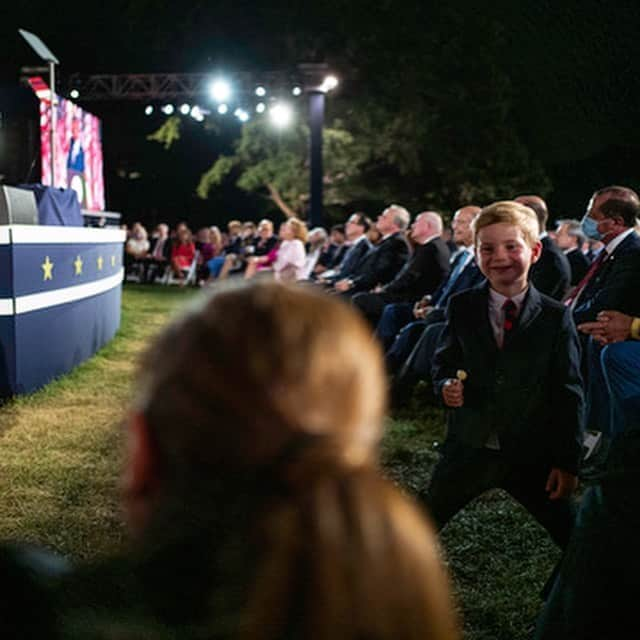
0 284 557 639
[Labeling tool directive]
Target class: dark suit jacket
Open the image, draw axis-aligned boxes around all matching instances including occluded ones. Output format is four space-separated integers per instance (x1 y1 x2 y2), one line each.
432 256 486 309
432 283 584 473
530 236 571 300
148 236 172 261
379 236 450 303
565 248 589 286
350 232 409 292
573 230 640 324
331 236 371 280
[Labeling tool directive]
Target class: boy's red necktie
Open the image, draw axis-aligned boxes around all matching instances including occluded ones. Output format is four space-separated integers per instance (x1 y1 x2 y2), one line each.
502 298 517 345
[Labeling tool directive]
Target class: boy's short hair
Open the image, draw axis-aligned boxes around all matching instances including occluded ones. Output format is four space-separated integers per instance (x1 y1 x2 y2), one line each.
472 201 540 248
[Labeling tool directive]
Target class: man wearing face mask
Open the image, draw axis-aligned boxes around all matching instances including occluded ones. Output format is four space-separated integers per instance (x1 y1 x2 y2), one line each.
567 186 640 326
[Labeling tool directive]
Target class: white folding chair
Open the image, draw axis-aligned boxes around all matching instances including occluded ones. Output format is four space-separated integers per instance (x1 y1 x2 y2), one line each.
163 250 200 286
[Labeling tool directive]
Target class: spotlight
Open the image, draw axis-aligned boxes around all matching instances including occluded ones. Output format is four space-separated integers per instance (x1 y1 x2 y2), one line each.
269 103 293 128
209 79 231 102
179 103 190 115
161 104 175 115
256 102 266 114
190 106 202 119
234 108 249 122
217 103 229 115
255 86 266 97
292 86 302 96
323 75 339 91
144 105 154 116
70 89 80 99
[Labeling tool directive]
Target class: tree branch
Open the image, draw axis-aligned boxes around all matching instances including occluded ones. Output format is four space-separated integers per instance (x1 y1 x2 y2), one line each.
266 183 298 219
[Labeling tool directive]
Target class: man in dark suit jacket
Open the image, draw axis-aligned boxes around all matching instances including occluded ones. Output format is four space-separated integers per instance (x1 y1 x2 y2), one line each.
352 211 450 326
571 187 640 325
554 219 590 285
515 195 571 300
425 201 584 554
144 223 172 282
334 204 410 295
317 213 371 285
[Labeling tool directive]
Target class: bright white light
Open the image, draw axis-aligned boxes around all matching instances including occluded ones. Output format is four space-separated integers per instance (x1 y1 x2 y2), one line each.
323 75 339 91
234 108 249 122
256 102 266 113
292 86 302 96
194 114 205 122
144 105 154 116
179 103 190 115
255 86 266 97
210 79 231 102
70 89 80 99
161 104 175 115
190 106 202 118
269 103 293 128
217 103 229 115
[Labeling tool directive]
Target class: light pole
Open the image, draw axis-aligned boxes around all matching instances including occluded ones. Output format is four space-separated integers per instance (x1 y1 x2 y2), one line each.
299 64 339 229
18 29 59 187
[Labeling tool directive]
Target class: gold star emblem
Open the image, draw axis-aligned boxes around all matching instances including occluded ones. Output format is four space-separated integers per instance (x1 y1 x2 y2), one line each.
97 256 104 271
74 255 83 275
111 255 116 267
41 256 54 281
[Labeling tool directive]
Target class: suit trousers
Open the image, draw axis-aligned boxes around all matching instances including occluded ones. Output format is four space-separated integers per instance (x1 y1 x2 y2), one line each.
423 440 575 549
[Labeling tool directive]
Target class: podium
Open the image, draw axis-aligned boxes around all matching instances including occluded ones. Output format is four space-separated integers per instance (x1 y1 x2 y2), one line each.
0 187 124 397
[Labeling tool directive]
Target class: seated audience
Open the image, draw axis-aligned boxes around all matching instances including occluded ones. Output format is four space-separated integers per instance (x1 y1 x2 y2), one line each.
125 222 150 277
13 281 461 639
144 223 171 283
352 211 450 327
514 195 571 300
272 217 308 281
317 213 371 285
554 218 590 285
302 227 329 279
314 224 347 276
335 205 410 295
170 226 196 282
569 186 640 325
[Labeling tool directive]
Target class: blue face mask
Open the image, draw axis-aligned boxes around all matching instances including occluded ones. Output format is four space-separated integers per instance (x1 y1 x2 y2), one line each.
581 214 602 241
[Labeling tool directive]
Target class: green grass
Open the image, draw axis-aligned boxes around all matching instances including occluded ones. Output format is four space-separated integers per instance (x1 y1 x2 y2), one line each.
0 284 556 639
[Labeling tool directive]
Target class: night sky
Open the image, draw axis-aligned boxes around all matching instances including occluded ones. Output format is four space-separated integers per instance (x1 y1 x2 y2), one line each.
2 1 640 229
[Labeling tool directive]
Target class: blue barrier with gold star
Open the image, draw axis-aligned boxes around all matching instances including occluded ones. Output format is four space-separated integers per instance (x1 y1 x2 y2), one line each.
0 225 125 396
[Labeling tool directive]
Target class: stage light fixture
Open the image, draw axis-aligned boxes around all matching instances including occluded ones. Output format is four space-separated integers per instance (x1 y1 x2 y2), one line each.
269 103 293 128
144 105 154 116
161 104 175 115
255 86 266 97
292 86 302 96
210 79 231 102
218 103 229 115
234 108 249 122
323 75 339 91
256 102 266 114
70 89 80 99
179 103 190 115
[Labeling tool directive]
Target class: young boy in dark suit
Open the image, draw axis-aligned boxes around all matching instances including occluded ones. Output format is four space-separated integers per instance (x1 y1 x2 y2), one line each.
427 201 584 549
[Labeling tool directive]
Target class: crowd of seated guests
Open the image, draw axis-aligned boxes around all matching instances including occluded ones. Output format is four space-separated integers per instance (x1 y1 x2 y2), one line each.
10 187 640 637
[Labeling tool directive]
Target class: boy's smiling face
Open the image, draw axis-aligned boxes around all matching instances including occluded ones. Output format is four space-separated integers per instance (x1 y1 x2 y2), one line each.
476 222 541 294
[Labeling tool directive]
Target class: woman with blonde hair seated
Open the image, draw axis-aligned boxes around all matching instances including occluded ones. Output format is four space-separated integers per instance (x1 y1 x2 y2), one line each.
50 281 460 640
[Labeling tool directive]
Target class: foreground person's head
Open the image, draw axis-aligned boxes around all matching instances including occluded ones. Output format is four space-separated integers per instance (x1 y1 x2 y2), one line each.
124 280 459 640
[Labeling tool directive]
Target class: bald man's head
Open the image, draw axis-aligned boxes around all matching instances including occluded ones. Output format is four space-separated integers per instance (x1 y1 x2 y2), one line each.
410 211 443 243
452 205 481 246
514 195 548 234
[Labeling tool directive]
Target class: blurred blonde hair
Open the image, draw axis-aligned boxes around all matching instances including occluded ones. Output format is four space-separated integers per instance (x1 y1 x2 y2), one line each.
472 200 540 248
133 281 459 640
287 217 308 243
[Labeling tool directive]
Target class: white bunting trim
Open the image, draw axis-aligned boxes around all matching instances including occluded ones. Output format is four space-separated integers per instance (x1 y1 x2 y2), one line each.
0 225 125 245
0 269 123 316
